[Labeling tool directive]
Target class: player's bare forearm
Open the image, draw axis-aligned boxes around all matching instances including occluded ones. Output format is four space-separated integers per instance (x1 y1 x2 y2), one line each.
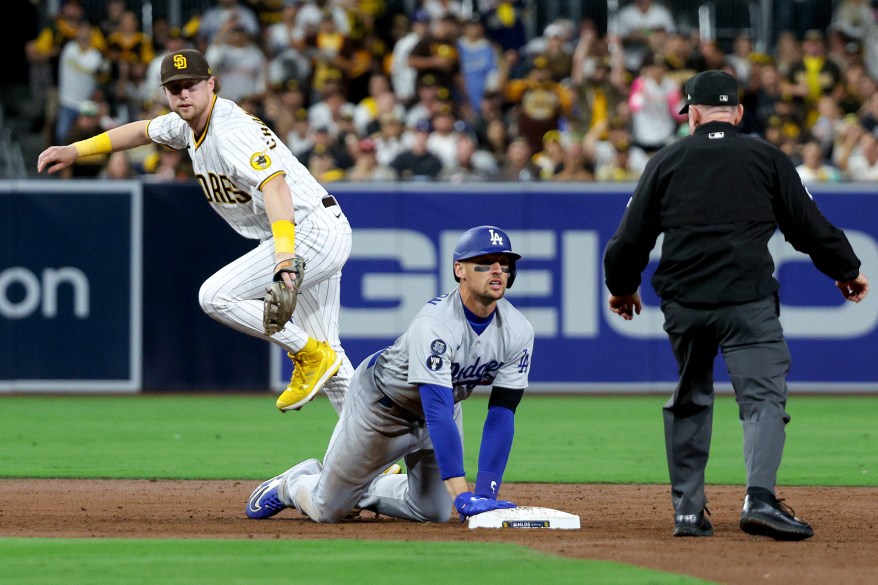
444 476 470 500
608 292 642 320
37 120 153 174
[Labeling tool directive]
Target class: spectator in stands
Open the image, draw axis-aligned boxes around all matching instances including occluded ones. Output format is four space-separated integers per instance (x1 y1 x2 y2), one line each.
143 144 194 182
532 130 566 179
390 119 443 180
285 107 313 158
831 0 878 80
295 0 351 38
205 18 268 103
796 139 842 183
524 21 575 83
810 95 844 156
785 29 843 127
346 137 395 181
307 143 346 182
774 31 801 78
105 9 155 122
550 140 595 182
498 53 574 155
439 131 499 182
61 99 108 178
353 74 396 136
457 16 499 117
265 0 311 88
302 13 356 101
404 74 445 129
608 0 676 71
300 125 353 170
426 103 461 171
659 32 699 75
838 127 878 180
627 53 685 154
483 117 511 167
372 112 407 167
197 0 260 47
408 13 467 107
470 89 506 149
859 91 878 133
496 136 540 181
390 11 431 105
596 137 642 182
99 150 138 179
55 20 106 144
309 84 356 139
98 0 126 39
571 25 628 144
482 0 528 54
422 0 463 20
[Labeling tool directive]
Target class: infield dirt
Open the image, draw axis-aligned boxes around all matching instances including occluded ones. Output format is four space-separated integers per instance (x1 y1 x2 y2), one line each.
2 480 876 585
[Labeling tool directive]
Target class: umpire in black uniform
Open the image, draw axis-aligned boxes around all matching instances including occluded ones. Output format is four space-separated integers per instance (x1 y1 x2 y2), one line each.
603 70 869 540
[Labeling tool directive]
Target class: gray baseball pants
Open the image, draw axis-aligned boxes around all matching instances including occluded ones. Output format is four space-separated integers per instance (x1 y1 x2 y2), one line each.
281 355 462 523
660 295 791 515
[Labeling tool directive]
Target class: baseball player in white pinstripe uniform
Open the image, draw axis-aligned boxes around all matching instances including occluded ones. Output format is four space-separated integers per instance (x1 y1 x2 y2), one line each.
37 49 351 414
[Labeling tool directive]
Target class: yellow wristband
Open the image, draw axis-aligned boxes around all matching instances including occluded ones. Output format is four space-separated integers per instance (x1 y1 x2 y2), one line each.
72 132 113 157
272 220 296 255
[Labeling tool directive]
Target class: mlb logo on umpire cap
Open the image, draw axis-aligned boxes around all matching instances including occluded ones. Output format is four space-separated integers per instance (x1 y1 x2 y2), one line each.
161 49 212 86
678 70 739 114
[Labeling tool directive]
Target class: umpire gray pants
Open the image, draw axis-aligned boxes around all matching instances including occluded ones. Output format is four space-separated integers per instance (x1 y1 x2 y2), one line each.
661 296 791 515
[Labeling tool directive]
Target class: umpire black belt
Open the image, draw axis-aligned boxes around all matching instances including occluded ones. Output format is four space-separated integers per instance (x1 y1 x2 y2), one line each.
322 195 338 208
377 392 424 425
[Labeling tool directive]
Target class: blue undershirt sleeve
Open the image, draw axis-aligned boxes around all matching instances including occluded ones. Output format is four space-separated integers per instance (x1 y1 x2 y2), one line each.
419 383 465 480
475 405 515 499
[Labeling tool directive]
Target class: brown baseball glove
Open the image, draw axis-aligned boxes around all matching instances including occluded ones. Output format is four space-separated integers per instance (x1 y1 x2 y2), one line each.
263 256 305 335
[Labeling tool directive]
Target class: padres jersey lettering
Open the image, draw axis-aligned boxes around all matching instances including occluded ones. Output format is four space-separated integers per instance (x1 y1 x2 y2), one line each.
147 95 328 240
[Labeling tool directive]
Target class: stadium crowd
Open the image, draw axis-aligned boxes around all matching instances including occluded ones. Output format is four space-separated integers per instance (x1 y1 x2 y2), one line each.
9 0 878 183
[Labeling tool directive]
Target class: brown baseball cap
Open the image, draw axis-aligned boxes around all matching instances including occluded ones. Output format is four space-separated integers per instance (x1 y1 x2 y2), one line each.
160 49 212 85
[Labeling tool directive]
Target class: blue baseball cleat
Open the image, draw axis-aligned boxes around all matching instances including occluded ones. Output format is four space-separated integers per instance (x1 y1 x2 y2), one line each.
246 475 287 519
245 459 323 519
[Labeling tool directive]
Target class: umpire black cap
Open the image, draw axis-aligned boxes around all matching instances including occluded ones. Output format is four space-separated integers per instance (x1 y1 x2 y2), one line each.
678 70 739 114
161 49 212 86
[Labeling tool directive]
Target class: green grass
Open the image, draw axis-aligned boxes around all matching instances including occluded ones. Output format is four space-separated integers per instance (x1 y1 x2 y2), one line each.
0 538 715 585
0 394 875 486
2 393 870 585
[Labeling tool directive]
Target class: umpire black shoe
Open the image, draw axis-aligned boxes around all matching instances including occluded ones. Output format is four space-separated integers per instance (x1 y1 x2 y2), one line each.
740 493 814 541
673 509 713 537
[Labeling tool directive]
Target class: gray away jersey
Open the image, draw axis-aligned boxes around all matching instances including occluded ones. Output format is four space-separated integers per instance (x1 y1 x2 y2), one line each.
371 289 534 416
147 95 329 240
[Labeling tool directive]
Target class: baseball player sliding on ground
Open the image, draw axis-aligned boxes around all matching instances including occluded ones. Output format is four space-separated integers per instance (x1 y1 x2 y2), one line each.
37 49 351 414
245 226 534 523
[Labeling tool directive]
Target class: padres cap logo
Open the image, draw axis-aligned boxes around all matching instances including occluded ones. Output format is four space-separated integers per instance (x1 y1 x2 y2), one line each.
161 49 213 86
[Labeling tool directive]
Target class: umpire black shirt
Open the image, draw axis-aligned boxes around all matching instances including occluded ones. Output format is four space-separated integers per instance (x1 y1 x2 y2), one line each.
604 121 861 307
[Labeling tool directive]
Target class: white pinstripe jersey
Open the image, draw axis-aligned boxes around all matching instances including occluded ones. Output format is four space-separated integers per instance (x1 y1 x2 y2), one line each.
370 289 534 416
147 95 329 240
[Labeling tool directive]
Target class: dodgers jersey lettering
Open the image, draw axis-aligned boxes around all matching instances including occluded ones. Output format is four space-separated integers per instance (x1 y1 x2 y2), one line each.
371 289 534 416
147 95 329 240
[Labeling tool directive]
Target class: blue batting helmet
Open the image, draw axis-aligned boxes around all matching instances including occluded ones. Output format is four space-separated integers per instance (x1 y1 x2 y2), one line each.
453 225 521 288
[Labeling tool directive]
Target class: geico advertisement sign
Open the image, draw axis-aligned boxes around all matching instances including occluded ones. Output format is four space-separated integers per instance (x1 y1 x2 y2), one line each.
340 229 878 340
0 267 89 319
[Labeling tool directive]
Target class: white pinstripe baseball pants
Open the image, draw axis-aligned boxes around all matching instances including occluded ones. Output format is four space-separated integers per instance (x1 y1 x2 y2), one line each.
198 202 353 413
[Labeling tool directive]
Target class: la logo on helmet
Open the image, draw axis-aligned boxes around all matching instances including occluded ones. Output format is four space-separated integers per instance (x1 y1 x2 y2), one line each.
489 229 504 246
